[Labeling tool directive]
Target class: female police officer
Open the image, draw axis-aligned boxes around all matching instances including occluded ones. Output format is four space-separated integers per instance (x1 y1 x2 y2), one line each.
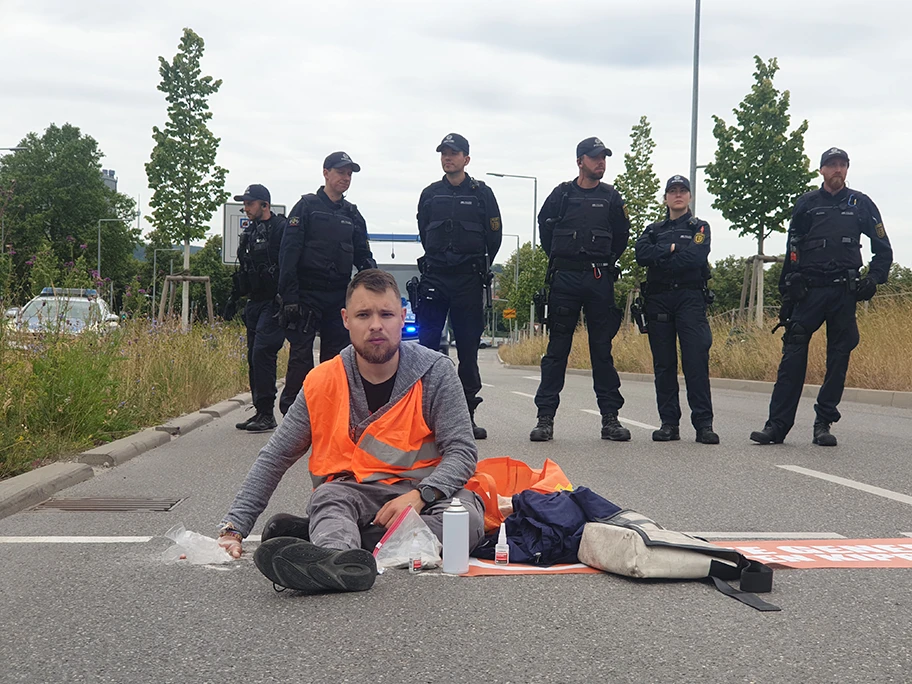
634 175 718 444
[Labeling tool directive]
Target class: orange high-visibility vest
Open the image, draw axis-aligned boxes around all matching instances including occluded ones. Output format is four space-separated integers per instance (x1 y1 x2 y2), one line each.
303 356 440 488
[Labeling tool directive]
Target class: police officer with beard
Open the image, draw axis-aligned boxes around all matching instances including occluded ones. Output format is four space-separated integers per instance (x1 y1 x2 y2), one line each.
635 175 718 445
225 184 287 433
277 152 377 414
750 147 892 447
529 137 631 443
415 133 502 439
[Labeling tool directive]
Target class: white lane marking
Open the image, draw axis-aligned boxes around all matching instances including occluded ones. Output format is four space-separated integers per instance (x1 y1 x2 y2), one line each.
581 409 658 431
481 383 495 388
902 533 912 538
684 532 847 540
0 536 153 544
523 376 540 381
778 466 912 506
512 391 537 399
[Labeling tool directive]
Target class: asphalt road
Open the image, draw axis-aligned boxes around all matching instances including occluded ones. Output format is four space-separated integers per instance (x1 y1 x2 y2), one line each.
2 347 911 683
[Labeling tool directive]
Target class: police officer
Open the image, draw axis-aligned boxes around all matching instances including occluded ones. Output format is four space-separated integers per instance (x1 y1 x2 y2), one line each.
635 175 718 445
415 133 502 439
225 184 287 433
530 137 631 443
750 147 892 446
277 152 376 414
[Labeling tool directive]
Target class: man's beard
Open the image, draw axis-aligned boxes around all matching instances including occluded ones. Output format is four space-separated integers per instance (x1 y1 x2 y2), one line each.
585 168 604 181
354 337 399 365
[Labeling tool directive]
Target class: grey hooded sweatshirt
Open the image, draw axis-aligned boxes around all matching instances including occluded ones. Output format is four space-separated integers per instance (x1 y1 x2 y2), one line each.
220 342 478 536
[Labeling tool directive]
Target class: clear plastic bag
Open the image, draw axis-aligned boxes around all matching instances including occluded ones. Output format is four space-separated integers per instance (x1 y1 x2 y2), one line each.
373 507 441 570
161 524 232 565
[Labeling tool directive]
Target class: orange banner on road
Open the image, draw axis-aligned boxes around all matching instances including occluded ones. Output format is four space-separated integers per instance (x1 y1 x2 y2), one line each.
464 558 601 576
717 538 912 569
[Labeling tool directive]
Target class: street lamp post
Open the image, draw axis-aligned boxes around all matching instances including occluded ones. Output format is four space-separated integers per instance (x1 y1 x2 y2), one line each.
152 248 182 312
689 0 701 205
486 172 539 335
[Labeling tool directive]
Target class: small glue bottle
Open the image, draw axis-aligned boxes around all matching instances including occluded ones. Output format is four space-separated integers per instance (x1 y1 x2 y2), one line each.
408 531 423 574
494 522 510 565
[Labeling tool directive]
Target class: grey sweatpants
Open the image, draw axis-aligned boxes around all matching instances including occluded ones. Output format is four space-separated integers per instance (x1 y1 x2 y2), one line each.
305 479 486 552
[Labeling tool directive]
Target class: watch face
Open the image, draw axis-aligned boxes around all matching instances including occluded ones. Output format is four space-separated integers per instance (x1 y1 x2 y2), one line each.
420 488 435 504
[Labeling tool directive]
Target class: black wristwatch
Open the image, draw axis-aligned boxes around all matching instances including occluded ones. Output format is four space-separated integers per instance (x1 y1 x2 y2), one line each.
419 486 442 506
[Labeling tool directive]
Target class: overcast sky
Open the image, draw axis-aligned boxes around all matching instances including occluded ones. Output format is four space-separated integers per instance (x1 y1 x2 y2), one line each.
2 0 909 270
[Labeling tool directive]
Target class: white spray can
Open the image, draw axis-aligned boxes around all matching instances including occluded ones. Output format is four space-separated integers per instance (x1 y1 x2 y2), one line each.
442 497 470 575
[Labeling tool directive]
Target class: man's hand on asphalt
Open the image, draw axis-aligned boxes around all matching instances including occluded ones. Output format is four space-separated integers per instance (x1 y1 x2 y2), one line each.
373 489 423 528
218 535 243 559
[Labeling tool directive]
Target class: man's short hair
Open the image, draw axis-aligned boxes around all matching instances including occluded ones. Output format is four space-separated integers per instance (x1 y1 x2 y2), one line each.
346 269 401 305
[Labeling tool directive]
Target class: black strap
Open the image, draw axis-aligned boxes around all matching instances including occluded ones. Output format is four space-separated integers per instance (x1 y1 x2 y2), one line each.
645 280 704 294
709 559 780 612
551 258 614 271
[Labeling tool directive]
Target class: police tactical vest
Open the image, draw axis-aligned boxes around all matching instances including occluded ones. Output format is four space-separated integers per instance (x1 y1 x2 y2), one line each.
647 216 709 284
300 195 357 279
796 195 863 273
424 183 487 257
551 183 614 260
237 217 278 297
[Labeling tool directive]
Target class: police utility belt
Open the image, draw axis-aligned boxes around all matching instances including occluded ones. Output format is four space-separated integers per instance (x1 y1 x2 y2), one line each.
800 268 859 289
419 258 483 276
643 280 704 295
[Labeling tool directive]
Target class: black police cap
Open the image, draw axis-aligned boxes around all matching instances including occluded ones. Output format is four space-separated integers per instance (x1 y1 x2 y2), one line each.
436 133 470 155
576 137 612 159
233 184 271 203
665 175 691 192
820 147 849 168
323 151 361 172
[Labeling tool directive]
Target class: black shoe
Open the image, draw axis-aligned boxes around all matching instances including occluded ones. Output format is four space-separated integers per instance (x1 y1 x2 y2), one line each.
813 421 837 446
749 427 783 444
235 410 257 430
255 539 377 594
262 514 311 543
530 416 554 442
601 414 631 441
652 424 680 442
472 418 487 440
246 412 277 433
695 427 720 444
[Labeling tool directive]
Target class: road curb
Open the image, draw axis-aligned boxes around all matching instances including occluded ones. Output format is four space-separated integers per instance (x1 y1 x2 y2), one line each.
497 354 912 409
78 428 172 467
0 462 94 520
155 412 214 436
200 400 242 418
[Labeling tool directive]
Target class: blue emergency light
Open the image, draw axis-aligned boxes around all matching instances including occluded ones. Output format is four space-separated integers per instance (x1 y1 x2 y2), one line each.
405 325 417 334
40 287 98 297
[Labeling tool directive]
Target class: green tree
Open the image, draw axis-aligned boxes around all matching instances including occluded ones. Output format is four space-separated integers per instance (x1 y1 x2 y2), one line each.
705 56 815 323
0 125 138 301
498 243 549 328
145 27 229 330
613 115 665 305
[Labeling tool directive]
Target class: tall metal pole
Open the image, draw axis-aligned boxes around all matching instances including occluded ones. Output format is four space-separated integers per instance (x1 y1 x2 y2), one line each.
689 0 701 214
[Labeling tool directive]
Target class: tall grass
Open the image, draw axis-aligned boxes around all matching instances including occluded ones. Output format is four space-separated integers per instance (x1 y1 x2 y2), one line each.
0 319 288 480
500 297 912 392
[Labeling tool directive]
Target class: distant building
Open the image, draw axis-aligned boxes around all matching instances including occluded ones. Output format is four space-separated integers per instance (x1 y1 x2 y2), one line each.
101 169 117 191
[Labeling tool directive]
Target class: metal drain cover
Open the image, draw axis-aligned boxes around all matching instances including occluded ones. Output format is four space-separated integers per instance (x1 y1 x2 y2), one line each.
34 497 185 512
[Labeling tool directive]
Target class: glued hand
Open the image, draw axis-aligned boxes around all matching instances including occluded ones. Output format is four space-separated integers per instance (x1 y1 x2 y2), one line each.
373 490 423 528
218 535 243 559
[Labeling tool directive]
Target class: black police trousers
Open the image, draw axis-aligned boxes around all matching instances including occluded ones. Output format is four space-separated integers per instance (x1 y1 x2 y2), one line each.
765 285 859 436
645 289 713 429
244 298 286 414
534 269 624 417
417 271 484 408
280 287 350 415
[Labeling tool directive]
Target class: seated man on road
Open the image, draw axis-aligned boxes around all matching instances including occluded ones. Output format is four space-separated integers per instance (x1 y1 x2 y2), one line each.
217 268 485 593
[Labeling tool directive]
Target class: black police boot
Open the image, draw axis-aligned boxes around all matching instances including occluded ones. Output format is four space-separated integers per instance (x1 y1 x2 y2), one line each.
235 408 257 430
246 412 277 433
601 414 631 441
813 421 837 447
652 424 680 442
469 407 487 440
530 416 554 442
749 426 784 444
695 426 720 445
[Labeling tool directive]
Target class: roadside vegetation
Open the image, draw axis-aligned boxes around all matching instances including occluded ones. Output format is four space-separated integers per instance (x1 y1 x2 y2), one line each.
0 318 286 480
499 295 912 393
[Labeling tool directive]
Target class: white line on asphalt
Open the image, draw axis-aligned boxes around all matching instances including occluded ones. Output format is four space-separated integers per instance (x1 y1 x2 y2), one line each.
684 532 847 540
581 409 659 431
778 466 912 506
523 376 540 381
481 383 495 388
512 391 537 399
902 533 912 538
0 536 154 543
